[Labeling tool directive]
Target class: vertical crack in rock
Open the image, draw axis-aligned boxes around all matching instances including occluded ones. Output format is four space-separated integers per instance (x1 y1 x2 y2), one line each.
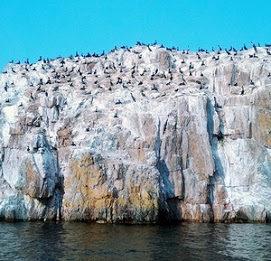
206 97 226 222
156 117 181 223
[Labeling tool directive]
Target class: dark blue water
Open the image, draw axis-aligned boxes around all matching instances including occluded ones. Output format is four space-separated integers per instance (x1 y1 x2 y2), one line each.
0 222 270 261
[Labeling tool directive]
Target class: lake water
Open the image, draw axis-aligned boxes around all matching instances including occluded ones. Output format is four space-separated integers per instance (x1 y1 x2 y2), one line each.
0 222 270 261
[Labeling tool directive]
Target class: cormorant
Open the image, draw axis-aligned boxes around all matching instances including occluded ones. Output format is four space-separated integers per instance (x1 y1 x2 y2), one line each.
225 49 231 55
3 83 8 92
130 93 136 102
251 42 257 52
241 86 245 95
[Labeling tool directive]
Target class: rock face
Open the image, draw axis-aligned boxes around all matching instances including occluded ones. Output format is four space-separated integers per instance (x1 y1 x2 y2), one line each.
0 44 270 223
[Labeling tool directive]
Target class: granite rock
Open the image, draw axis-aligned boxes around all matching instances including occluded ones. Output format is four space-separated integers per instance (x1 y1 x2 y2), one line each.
0 44 270 223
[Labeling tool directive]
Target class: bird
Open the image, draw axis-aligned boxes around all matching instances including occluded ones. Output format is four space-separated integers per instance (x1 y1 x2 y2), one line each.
240 86 245 95
4 83 8 91
251 41 257 52
130 93 136 102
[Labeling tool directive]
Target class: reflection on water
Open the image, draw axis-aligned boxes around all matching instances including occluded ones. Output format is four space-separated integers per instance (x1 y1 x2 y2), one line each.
0 222 270 261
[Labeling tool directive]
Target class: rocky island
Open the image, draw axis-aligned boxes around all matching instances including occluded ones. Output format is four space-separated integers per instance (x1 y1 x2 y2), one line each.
0 43 270 223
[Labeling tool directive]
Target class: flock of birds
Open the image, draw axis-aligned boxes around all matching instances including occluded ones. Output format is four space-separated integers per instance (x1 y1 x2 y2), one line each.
1 41 271 105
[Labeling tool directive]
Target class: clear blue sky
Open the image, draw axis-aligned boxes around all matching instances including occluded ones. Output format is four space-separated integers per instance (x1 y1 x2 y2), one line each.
0 0 270 70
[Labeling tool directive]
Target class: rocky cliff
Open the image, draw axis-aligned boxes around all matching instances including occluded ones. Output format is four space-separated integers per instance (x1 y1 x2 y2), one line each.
0 44 270 223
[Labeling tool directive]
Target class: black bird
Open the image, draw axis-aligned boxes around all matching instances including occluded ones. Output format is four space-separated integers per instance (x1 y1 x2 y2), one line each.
251 42 257 52
46 78 51 84
214 97 222 109
240 86 245 95
130 93 136 102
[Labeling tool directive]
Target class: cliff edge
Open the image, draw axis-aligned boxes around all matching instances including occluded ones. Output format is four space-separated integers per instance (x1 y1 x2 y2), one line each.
0 44 270 223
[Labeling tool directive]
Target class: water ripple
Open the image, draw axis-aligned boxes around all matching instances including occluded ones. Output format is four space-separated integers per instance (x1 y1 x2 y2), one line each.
0 222 270 261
